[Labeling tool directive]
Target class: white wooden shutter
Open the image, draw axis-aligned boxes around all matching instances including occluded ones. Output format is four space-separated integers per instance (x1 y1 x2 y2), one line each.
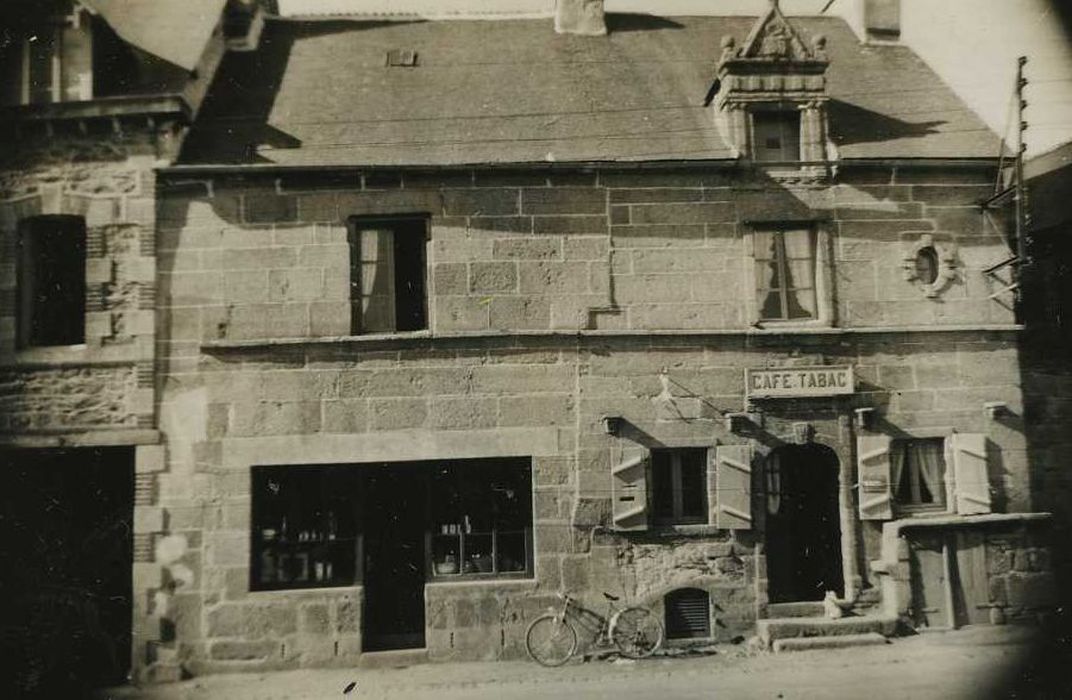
857 434 893 521
611 451 649 531
949 433 991 515
714 444 753 530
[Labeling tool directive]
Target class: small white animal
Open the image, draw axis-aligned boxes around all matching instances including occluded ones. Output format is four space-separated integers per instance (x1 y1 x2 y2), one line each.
823 591 844 619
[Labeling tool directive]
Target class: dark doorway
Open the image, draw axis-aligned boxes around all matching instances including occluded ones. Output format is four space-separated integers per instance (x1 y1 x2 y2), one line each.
362 464 428 651
765 443 843 603
0 447 134 698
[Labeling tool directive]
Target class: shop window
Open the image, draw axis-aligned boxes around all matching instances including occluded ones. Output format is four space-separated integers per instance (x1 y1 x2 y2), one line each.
651 448 708 525
17 216 86 348
754 228 818 322
752 111 801 163
429 460 533 579
250 465 360 591
664 588 711 639
892 438 946 510
348 216 428 334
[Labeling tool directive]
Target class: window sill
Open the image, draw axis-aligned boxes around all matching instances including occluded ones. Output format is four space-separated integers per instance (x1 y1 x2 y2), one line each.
199 324 1025 351
425 577 536 589
647 524 727 538
249 583 363 595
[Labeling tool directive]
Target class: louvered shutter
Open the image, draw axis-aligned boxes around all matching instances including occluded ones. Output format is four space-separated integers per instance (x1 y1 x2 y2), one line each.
949 433 991 515
665 588 712 639
611 451 649 531
714 444 753 530
857 434 893 521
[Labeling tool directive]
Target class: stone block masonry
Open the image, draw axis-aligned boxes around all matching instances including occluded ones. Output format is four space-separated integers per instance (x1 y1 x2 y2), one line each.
155 165 1015 346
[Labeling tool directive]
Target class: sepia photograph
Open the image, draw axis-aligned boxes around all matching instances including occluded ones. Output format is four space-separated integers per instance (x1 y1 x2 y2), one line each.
0 0 1070 697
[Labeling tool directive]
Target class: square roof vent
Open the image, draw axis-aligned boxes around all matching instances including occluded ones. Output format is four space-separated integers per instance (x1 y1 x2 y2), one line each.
386 49 419 67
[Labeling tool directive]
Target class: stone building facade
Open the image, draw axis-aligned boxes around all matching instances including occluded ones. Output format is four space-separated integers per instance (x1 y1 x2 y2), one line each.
0 0 1061 689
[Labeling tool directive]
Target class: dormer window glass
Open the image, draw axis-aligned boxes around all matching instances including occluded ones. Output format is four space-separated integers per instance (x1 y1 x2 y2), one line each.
2 5 94 106
753 111 801 162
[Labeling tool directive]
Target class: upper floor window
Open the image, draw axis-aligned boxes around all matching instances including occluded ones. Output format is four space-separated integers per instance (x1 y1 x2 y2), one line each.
755 228 817 322
651 448 708 525
348 216 428 334
752 111 801 163
1 6 94 106
17 215 86 348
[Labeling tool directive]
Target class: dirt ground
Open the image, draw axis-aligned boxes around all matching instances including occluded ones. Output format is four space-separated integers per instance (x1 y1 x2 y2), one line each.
95 624 1072 700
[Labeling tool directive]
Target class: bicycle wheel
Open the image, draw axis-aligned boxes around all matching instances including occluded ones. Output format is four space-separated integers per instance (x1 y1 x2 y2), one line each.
611 606 663 659
525 613 578 667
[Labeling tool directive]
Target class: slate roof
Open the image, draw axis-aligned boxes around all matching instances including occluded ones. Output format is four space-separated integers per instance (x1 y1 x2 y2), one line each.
180 14 1000 166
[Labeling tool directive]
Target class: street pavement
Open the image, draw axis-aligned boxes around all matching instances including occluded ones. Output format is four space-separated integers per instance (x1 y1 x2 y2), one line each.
95 624 1072 700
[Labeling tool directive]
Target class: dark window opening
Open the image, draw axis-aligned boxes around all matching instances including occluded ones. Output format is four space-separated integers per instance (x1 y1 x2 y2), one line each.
348 216 428 334
251 465 361 591
250 458 534 592
755 228 817 322
665 588 711 639
915 246 939 285
893 438 947 510
429 459 532 579
91 16 141 98
753 111 802 163
652 448 708 524
17 215 86 348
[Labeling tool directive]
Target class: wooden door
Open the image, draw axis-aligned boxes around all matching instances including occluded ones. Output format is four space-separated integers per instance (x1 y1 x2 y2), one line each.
909 532 951 629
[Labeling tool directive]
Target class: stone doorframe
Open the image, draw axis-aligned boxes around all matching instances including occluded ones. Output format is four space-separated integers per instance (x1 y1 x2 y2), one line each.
749 410 863 613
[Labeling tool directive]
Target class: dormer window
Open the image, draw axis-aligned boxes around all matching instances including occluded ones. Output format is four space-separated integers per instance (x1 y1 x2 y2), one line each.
753 111 802 162
1 3 94 106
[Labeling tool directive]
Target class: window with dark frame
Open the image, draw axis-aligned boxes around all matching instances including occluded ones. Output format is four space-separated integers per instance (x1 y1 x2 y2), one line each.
752 111 802 163
892 438 947 510
250 458 534 592
651 448 708 525
250 465 361 591
429 459 533 580
17 215 87 348
348 216 428 335
754 228 818 322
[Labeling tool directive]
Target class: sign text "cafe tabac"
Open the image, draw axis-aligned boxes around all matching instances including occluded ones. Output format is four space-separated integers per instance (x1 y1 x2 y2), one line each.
745 366 854 399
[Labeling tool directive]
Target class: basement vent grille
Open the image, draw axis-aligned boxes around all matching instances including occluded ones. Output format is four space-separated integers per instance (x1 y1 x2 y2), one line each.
665 588 711 639
386 49 419 67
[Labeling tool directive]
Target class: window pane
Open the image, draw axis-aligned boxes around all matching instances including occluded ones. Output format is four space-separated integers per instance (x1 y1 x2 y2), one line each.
18 217 86 347
753 112 801 162
651 450 675 519
678 449 707 518
497 531 526 573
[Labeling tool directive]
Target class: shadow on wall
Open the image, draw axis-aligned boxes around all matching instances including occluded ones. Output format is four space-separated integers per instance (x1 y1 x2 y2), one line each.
828 99 946 147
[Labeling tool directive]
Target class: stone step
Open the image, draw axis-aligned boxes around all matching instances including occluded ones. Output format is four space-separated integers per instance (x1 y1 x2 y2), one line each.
757 615 898 647
772 632 890 653
144 663 183 684
358 648 429 670
766 601 827 618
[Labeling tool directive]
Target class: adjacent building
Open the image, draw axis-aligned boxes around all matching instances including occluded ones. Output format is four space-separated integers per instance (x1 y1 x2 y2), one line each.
0 0 1061 689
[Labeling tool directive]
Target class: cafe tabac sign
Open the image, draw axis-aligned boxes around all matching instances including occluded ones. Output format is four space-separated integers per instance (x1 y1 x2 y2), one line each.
746 366 854 399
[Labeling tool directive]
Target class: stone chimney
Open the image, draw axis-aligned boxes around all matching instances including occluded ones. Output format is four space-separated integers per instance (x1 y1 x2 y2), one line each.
862 0 900 41
554 0 606 36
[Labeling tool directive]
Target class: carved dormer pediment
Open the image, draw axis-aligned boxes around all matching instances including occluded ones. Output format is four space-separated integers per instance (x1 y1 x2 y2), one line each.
712 0 834 176
740 1 818 62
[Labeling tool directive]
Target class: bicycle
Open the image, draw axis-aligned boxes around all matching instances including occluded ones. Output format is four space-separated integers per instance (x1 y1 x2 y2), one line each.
525 591 663 667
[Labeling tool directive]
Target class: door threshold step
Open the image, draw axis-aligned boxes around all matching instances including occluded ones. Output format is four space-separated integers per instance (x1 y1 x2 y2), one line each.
757 615 898 646
772 632 889 653
766 601 827 619
358 647 429 669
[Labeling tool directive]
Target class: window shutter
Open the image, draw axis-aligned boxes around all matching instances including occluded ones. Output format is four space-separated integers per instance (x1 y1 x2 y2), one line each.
949 433 991 515
611 451 649 531
857 435 893 521
714 444 753 530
